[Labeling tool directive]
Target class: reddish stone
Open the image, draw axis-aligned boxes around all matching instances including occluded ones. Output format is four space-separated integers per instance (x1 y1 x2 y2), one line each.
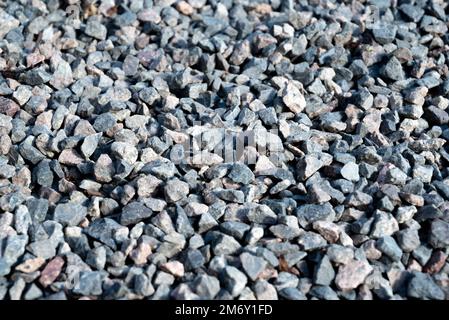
26 52 45 68
39 257 65 287
423 250 447 274
176 1 194 15
161 261 184 277
0 97 20 117
58 149 84 166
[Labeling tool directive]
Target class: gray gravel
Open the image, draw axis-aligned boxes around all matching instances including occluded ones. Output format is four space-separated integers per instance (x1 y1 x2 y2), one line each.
0 0 449 300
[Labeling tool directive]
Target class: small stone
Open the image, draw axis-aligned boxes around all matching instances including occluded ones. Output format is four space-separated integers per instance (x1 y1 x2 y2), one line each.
85 218 127 250
297 232 327 251
399 4 425 22
0 9 20 39
184 202 209 217
297 203 335 228
254 280 278 300
425 105 449 125
245 204 278 225
382 57 405 81
1 235 28 273
198 212 218 233
86 246 107 270
212 234 241 256
50 59 73 89
240 252 267 281
353 88 373 111
19 138 45 164
58 149 84 166
429 219 449 248
228 163 255 184
376 236 403 261
94 154 115 183
161 261 184 277
396 228 420 252
370 211 399 238
73 271 104 296
220 221 250 240
130 242 152 265
85 20 107 40
15 257 45 273
39 257 65 287
176 1 194 15
0 97 20 117
0 134 11 155
120 202 153 226
54 203 88 227
313 221 340 243
297 153 332 181
335 259 373 291
137 8 161 23
373 25 397 44
395 206 417 223
192 275 220 299
229 40 251 66
282 82 306 113
214 188 245 203
327 245 354 265
221 266 247 297
412 165 434 184
137 175 162 198
24 284 43 300
8 278 25 300
93 113 117 132
314 255 335 286
111 142 138 164
423 251 447 275
385 167 408 185
184 249 205 271
164 179 189 203
340 162 360 182
35 160 53 187
123 55 140 76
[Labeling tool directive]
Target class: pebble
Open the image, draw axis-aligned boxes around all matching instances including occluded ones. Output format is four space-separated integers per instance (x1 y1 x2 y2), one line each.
0 97 20 117
120 202 153 226
240 252 267 281
335 260 373 291
314 255 335 286
340 162 360 182
85 20 107 40
53 203 87 227
164 179 189 203
376 236 403 261
221 266 247 298
429 219 449 248
39 257 65 287
407 272 445 300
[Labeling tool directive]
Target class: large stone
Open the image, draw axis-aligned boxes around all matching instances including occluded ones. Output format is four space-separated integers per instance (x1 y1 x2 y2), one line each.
407 272 445 300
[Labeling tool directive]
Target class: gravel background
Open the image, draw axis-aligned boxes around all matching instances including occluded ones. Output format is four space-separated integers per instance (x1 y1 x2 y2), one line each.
1 0 449 300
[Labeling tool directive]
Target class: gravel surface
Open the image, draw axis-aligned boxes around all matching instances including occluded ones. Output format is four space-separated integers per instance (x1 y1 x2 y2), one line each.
1 0 449 300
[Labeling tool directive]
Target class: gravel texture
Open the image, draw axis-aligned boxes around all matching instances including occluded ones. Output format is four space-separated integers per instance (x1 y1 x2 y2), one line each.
1 0 449 300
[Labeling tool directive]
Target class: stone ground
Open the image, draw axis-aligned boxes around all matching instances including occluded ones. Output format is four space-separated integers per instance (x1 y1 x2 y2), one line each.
0 0 449 300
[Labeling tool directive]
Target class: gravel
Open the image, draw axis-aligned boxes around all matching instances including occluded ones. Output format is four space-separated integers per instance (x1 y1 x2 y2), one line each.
0 0 448 301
